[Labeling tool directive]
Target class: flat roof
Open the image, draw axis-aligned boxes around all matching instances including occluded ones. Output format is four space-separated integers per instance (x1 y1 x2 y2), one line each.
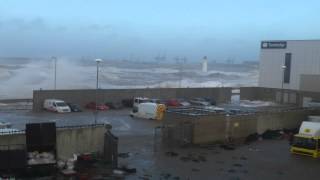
261 39 320 42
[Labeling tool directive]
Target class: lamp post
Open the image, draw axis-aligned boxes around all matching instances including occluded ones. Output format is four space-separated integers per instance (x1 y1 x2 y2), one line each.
281 65 287 104
52 56 57 90
94 58 102 124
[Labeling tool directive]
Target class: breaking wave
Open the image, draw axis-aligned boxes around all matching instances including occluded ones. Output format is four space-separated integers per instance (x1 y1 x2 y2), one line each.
0 58 258 99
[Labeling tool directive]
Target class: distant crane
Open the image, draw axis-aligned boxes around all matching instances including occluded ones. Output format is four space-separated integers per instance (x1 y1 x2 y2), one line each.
154 53 166 63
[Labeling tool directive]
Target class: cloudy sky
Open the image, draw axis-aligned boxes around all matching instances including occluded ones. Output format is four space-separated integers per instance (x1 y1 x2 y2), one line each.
0 0 319 61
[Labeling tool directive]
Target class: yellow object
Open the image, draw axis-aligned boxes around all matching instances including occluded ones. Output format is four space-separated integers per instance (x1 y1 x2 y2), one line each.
156 104 166 120
290 135 320 158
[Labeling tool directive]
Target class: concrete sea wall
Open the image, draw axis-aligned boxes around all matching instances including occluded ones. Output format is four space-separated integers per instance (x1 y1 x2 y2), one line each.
33 87 232 112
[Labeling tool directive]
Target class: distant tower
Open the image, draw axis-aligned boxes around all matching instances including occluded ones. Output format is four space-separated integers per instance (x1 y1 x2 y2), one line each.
202 56 208 73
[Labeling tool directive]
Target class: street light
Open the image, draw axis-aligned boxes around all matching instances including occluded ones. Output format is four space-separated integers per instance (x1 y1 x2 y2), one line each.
94 58 102 124
281 65 287 104
52 56 57 90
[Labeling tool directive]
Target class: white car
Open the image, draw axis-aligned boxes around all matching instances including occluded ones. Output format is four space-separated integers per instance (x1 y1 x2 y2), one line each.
43 99 71 113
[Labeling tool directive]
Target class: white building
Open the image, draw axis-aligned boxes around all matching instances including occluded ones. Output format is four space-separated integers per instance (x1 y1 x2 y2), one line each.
259 40 320 91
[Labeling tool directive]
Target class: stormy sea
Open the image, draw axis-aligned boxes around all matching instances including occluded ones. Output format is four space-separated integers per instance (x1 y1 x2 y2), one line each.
0 58 258 99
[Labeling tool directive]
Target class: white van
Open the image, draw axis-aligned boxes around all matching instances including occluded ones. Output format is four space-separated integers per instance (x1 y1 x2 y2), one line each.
130 102 166 120
43 99 71 113
133 97 151 108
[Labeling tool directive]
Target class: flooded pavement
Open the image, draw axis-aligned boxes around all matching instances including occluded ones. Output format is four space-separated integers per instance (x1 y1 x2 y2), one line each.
0 108 319 179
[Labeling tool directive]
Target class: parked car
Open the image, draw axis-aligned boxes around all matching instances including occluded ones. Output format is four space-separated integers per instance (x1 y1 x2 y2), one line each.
189 98 211 106
0 122 12 129
166 99 181 107
177 98 191 106
67 103 82 112
133 97 151 108
86 102 109 111
203 97 216 105
122 99 134 108
149 98 161 104
105 102 123 109
43 99 71 113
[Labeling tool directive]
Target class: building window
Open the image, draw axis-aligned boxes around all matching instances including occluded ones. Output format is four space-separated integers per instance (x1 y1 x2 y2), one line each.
284 53 291 83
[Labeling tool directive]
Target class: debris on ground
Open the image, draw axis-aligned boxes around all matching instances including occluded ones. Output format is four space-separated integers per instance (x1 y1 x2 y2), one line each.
119 165 137 174
233 163 243 167
245 133 260 144
262 129 282 139
192 168 200 172
216 160 224 164
199 144 217 150
113 169 125 176
240 156 248 160
241 170 249 174
220 144 236 150
139 176 150 180
248 147 261 152
245 128 299 144
165 151 179 157
277 170 284 175
160 173 171 179
179 153 207 163
118 152 130 158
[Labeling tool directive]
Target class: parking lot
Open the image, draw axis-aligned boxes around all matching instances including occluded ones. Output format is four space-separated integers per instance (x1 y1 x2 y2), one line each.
0 105 319 180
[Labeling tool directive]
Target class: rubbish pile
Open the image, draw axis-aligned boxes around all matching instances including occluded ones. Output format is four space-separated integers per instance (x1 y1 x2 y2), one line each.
245 128 298 144
27 151 56 165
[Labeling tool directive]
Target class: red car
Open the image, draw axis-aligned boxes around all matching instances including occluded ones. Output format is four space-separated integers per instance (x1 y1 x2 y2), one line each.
85 102 109 111
165 99 181 107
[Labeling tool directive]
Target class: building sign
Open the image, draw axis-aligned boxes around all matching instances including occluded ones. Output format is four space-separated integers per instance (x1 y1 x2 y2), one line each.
261 41 287 49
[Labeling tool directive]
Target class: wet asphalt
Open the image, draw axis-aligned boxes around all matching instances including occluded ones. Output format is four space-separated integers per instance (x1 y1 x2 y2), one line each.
0 108 319 180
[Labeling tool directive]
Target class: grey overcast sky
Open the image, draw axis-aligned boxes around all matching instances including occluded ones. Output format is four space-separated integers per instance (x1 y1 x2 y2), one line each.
0 0 319 61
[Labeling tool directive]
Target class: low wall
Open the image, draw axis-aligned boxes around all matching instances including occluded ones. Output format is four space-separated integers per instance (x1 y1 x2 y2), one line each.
0 125 107 160
56 125 106 160
193 115 226 144
163 109 320 144
240 87 320 106
32 87 232 112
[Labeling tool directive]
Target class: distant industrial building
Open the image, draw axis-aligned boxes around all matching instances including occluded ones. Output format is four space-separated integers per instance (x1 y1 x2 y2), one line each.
259 40 320 92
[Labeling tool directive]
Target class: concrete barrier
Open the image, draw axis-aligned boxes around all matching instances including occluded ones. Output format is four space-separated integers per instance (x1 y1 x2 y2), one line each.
240 87 320 106
162 109 320 144
0 125 107 160
32 87 232 112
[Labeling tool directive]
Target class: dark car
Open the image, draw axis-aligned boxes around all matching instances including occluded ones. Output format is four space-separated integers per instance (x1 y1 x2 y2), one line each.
203 97 216 105
86 102 109 111
122 99 134 108
67 103 82 112
105 102 123 109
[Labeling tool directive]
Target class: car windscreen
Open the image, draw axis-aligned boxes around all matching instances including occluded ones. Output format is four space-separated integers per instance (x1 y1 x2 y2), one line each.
55 102 67 107
292 136 317 150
